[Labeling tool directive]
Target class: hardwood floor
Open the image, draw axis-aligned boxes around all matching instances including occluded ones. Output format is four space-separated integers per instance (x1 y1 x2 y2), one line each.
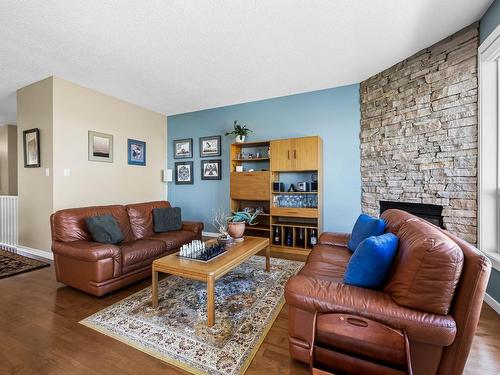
0 261 498 375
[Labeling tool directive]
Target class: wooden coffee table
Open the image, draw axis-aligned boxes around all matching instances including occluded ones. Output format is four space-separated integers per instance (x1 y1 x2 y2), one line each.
151 236 270 326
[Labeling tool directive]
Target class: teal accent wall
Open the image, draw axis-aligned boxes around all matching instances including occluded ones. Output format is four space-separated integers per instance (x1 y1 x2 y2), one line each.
481 0 500 306
167 84 361 234
481 0 500 42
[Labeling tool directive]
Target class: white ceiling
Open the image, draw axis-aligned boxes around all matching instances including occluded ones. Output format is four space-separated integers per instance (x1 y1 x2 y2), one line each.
0 0 493 123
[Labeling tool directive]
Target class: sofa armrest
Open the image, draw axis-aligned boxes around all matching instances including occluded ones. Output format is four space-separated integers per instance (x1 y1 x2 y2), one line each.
285 275 456 346
52 240 121 262
318 232 350 247
182 221 204 234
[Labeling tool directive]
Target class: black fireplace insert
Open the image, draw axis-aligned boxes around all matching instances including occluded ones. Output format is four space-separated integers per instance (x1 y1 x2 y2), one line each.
379 201 444 229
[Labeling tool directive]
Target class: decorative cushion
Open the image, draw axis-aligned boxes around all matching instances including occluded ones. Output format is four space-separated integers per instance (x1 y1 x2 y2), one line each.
384 220 464 315
344 233 399 289
85 214 124 244
347 214 386 251
153 207 182 233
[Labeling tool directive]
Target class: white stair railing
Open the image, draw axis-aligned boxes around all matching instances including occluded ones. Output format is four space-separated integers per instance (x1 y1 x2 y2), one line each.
0 195 18 252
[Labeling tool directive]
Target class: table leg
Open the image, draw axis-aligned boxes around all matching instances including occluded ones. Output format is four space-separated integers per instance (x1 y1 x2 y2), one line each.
152 267 158 308
265 246 271 272
207 275 215 327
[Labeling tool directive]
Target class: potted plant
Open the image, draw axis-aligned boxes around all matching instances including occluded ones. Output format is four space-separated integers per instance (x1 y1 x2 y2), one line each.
225 120 252 143
226 211 259 241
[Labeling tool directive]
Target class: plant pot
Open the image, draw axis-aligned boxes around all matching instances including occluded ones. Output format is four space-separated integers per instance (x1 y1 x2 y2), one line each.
227 221 245 241
235 135 246 143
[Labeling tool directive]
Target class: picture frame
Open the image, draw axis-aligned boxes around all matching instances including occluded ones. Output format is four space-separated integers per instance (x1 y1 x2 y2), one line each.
127 139 146 166
173 138 193 159
23 128 40 168
199 135 221 157
175 161 194 184
88 131 113 162
201 159 221 180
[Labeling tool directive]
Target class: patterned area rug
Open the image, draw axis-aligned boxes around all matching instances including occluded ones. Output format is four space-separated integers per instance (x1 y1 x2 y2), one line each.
81 256 302 375
0 249 49 279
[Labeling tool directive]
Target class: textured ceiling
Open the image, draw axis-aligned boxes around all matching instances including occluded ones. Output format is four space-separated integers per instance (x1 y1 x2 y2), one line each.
0 0 493 123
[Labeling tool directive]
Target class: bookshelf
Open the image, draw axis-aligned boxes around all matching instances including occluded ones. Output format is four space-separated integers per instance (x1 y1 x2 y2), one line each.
230 136 323 259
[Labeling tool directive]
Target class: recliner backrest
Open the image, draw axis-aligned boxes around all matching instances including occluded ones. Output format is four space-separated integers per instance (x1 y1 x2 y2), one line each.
125 200 171 239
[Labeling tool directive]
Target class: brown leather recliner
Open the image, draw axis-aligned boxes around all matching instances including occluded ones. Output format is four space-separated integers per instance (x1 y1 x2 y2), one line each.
285 209 491 375
51 200 203 296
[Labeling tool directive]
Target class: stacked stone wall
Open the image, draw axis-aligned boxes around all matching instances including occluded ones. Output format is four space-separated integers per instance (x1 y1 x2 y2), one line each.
360 23 478 243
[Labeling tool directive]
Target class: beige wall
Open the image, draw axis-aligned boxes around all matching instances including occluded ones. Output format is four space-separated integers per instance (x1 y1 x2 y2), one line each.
16 76 167 253
16 77 54 251
52 77 167 210
7 125 18 195
0 124 18 195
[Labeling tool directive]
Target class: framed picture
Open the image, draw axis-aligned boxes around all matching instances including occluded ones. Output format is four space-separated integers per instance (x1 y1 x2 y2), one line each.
23 128 40 168
201 159 221 180
88 131 113 162
127 139 146 166
199 135 221 157
175 161 194 184
173 138 193 159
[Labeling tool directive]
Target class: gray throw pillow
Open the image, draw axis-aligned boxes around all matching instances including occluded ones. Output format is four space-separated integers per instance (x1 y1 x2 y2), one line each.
86 214 124 244
153 207 182 233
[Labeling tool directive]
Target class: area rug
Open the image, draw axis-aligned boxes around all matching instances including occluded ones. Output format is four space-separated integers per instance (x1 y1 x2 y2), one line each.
0 248 49 279
81 256 302 375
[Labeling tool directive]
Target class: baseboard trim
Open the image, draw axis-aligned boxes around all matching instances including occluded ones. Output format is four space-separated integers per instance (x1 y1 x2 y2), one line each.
16 245 54 261
202 231 220 238
484 293 500 315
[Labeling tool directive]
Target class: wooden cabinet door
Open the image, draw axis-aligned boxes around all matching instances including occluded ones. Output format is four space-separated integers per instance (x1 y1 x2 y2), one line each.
292 136 319 171
270 139 294 171
230 172 270 200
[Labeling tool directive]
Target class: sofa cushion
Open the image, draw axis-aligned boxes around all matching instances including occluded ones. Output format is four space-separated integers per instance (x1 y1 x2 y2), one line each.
120 239 166 271
344 233 399 290
147 230 197 250
307 244 352 266
347 214 386 251
385 220 464 315
126 201 171 239
51 205 134 242
86 214 124 244
317 232 350 247
299 261 346 282
153 207 182 233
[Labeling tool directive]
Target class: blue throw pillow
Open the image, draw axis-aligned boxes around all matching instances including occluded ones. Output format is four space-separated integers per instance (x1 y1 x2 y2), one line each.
347 214 386 251
344 233 399 290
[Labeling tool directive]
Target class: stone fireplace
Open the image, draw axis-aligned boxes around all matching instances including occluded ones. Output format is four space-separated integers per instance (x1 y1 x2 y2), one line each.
360 23 478 244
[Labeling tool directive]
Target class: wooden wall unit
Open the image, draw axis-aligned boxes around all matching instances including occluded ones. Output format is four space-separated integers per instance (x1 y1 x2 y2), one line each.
230 136 323 259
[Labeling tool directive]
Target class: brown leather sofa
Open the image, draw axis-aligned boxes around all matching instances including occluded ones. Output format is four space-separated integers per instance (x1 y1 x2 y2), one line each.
285 209 491 375
50 201 203 296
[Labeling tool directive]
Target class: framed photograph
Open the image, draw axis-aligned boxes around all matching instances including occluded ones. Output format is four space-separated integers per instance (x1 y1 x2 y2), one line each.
201 159 221 180
173 138 193 159
89 131 113 162
23 128 40 168
175 161 194 184
199 135 221 157
127 139 146 166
